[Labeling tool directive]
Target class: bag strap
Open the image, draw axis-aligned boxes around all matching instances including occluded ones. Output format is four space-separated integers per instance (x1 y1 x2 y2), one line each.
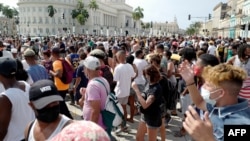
94 79 124 119
25 120 35 141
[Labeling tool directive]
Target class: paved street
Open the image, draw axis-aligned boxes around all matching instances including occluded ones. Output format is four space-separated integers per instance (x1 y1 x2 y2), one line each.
66 97 191 141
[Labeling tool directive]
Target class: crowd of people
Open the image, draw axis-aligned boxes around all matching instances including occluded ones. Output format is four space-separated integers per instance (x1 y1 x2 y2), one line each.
0 34 249 141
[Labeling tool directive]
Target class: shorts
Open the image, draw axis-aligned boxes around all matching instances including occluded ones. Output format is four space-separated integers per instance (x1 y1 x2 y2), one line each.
130 84 145 96
117 96 129 105
141 113 162 128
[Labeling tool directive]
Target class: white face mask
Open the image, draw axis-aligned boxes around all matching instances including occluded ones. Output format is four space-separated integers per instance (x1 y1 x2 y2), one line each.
201 87 222 106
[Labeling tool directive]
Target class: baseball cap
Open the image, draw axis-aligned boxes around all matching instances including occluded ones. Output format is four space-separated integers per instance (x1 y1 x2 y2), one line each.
24 49 35 57
89 49 106 60
0 57 17 77
51 121 110 141
29 80 63 110
83 56 101 70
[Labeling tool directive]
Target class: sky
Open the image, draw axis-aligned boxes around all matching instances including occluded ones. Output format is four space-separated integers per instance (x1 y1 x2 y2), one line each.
0 0 227 29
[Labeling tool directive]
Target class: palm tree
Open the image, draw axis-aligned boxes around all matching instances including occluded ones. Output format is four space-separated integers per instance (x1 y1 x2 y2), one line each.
2 6 14 19
72 0 89 26
47 5 57 18
0 3 3 12
88 0 99 11
132 6 144 34
12 8 19 17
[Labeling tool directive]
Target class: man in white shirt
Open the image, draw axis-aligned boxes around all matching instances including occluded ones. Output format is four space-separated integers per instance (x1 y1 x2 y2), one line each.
113 50 135 133
207 40 216 56
0 57 35 141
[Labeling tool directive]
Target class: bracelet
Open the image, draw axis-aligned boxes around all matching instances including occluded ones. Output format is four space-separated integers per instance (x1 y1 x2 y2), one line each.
186 82 195 86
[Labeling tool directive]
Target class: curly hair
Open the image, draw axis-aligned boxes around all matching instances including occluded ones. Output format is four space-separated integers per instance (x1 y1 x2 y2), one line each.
202 64 247 95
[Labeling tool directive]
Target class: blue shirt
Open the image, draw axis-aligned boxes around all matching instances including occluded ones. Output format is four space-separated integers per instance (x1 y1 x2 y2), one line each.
207 98 250 141
27 64 49 82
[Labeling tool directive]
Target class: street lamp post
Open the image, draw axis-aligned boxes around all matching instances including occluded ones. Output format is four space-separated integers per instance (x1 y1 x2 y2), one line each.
15 17 20 36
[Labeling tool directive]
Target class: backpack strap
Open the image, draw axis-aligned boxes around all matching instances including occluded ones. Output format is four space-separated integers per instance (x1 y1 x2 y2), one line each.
25 120 35 141
94 79 124 119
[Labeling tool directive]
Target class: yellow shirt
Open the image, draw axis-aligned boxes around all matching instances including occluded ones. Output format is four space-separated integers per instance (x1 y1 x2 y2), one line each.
53 60 70 91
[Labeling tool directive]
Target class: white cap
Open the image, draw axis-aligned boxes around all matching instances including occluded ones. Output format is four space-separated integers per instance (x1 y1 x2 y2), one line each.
83 56 101 70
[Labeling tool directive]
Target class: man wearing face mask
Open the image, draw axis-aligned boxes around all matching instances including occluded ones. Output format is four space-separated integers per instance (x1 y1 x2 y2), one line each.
25 79 72 141
179 63 250 141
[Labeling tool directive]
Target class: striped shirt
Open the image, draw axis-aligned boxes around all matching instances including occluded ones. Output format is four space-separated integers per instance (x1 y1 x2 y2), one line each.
239 77 250 106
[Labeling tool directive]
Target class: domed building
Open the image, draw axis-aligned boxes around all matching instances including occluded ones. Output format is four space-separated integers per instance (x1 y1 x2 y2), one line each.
17 0 134 36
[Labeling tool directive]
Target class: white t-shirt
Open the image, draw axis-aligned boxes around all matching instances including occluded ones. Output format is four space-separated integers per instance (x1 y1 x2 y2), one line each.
133 58 148 85
22 59 30 70
2 50 13 58
114 63 135 98
2 88 35 141
207 45 216 56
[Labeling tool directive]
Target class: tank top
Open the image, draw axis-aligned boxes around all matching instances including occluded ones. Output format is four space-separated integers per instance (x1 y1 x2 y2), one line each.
28 115 70 141
2 88 35 141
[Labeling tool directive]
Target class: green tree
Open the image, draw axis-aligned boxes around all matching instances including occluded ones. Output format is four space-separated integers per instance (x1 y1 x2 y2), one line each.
12 8 19 17
132 6 144 31
2 6 14 18
88 0 99 11
0 3 3 12
186 22 202 35
186 27 195 35
132 6 144 21
191 22 202 35
145 22 150 29
72 0 89 25
47 5 57 18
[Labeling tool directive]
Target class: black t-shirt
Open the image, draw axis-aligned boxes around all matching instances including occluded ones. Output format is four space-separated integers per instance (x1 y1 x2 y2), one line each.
142 83 162 114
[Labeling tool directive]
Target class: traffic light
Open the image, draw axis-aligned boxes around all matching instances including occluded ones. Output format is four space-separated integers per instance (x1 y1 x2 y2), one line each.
61 13 65 19
188 14 191 20
208 14 211 20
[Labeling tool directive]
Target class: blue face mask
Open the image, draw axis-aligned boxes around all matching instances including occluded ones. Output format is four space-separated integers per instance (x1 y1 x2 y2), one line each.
201 87 222 106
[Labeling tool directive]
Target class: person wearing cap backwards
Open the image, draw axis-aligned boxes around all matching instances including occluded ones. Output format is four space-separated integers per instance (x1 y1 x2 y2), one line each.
0 57 35 141
24 79 72 141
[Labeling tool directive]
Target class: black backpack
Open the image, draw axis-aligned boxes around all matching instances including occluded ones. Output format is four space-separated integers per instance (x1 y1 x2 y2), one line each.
159 73 177 110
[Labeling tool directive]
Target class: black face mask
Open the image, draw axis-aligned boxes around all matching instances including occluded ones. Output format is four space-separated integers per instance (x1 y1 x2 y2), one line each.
36 104 60 123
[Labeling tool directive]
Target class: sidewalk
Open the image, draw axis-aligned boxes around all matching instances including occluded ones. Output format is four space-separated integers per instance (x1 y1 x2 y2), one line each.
66 100 191 141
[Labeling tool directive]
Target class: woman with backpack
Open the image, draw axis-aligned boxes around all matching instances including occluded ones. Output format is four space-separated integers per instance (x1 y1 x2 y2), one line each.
132 64 162 141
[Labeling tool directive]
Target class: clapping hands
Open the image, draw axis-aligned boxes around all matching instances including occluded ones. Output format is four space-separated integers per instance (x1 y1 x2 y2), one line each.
183 106 215 141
